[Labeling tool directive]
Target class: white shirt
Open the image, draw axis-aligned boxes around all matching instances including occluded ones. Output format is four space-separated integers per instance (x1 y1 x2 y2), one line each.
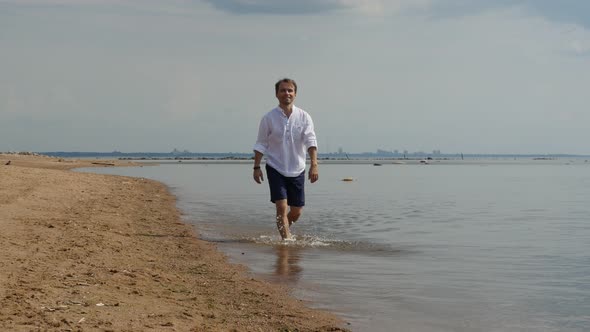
254 106 317 177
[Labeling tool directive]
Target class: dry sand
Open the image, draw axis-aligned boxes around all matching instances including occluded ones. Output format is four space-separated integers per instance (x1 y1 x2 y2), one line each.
0 154 349 332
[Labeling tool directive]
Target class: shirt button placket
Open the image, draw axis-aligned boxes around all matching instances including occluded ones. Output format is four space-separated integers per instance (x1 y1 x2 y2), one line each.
285 118 291 143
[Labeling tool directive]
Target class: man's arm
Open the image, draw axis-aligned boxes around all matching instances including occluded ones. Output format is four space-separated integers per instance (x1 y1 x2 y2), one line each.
308 146 318 183
253 114 269 184
253 150 264 184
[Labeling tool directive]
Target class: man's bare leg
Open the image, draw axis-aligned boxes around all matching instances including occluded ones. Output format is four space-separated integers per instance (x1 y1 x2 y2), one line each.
288 206 302 226
275 199 292 240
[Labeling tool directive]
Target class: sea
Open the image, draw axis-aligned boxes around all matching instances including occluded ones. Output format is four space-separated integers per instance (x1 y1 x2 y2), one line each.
80 158 590 332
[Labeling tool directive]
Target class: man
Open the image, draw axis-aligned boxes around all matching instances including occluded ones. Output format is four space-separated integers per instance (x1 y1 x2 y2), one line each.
253 78 319 240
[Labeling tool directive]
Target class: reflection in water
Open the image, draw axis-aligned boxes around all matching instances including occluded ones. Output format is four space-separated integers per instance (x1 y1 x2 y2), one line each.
272 245 303 283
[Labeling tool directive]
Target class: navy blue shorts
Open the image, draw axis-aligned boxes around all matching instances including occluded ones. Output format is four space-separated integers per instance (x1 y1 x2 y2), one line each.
266 165 305 207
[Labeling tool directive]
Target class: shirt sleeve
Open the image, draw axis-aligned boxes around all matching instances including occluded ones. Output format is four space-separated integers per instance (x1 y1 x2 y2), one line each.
253 115 269 154
303 114 318 150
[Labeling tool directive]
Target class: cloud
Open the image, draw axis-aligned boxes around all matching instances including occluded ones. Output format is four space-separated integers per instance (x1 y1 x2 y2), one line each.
200 0 432 16
0 0 132 4
569 39 590 55
201 0 342 15
428 0 590 29
197 0 590 30
523 0 590 28
4 0 590 28
339 0 433 16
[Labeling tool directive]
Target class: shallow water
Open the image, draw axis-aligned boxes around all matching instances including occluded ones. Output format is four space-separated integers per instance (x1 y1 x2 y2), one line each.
82 159 590 331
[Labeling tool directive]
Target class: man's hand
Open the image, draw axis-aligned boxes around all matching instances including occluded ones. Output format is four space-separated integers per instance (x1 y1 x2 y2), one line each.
308 164 319 183
253 168 264 184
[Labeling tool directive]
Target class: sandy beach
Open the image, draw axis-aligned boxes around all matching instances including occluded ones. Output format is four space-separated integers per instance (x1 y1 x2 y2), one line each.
0 154 348 331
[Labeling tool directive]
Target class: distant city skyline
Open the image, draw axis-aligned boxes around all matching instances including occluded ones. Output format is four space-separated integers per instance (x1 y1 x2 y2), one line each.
2 1 590 155
13 148 589 158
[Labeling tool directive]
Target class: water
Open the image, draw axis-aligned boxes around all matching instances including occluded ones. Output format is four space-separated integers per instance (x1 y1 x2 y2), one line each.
81 159 590 331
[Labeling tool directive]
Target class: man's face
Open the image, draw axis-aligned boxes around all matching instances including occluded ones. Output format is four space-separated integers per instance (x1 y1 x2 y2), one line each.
276 82 296 105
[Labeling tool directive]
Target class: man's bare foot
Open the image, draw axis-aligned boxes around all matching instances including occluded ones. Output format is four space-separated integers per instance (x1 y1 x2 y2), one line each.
283 236 296 242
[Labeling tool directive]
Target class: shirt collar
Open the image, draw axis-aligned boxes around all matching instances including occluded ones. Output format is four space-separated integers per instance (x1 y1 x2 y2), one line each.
275 105 297 118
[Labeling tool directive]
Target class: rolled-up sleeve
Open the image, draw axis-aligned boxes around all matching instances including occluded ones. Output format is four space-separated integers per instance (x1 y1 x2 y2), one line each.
303 115 317 150
253 116 269 154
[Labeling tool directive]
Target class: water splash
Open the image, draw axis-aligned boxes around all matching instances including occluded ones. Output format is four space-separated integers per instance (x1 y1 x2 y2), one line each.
202 232 412 255
252 234 332 248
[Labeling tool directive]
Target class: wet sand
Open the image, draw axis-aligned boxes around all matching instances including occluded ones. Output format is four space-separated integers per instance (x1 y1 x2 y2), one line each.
0 154 349 331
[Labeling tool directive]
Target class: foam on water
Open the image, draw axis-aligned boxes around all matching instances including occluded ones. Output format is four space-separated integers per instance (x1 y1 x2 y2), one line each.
252 234 331 247
204 232 411 257
203 233 342 248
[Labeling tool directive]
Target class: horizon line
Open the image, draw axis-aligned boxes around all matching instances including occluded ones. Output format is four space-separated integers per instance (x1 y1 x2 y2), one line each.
5 151 590 157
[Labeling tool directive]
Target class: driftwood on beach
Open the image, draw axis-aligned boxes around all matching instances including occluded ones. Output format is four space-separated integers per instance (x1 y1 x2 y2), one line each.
90 162 116 166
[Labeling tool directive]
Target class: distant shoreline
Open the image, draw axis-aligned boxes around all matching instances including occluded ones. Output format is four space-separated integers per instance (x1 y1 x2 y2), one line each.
4 151 590 160
112 158 589 167
3 151 589 166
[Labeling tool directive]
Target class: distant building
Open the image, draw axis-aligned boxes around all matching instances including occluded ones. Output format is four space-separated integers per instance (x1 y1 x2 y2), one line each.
376 149 392 155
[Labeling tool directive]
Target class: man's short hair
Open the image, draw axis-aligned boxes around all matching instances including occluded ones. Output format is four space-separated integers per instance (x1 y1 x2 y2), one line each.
275 78 297 94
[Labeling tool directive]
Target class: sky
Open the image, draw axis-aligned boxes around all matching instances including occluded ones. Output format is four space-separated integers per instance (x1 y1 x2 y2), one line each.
1 0 589 155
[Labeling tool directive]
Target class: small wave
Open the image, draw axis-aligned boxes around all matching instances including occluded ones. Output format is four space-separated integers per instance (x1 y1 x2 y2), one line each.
249 234 333 248
207 233 414 256
202 231 416 256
